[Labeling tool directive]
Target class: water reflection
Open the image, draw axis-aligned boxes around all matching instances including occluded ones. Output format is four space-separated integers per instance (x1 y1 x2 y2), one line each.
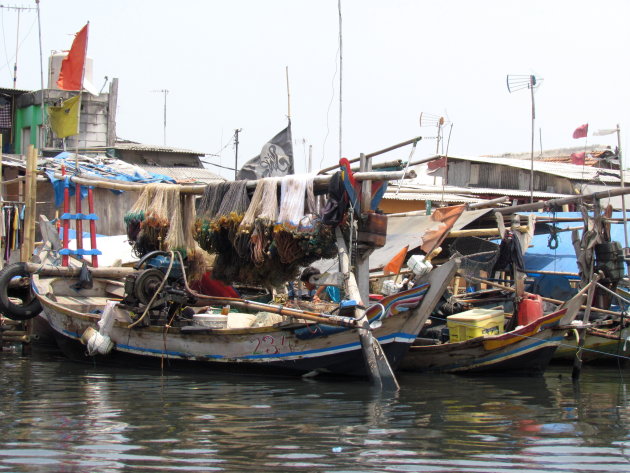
1 351 630 472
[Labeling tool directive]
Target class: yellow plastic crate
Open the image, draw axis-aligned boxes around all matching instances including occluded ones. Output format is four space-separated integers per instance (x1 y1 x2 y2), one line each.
446 308 505 342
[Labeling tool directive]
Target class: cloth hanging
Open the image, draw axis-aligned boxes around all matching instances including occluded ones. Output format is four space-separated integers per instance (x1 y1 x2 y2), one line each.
492 230 525 273
321 171 347 227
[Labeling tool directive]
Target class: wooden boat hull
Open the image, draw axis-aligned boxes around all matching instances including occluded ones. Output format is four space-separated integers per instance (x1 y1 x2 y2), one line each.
552 326 630 363
400 298 581 375
34 260 459 379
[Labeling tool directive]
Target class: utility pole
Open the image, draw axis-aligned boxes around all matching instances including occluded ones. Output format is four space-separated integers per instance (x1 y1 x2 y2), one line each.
151 89 168 145
234 128 242 179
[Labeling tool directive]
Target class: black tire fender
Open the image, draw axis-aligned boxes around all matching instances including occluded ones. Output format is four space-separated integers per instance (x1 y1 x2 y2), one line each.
0 262 42 321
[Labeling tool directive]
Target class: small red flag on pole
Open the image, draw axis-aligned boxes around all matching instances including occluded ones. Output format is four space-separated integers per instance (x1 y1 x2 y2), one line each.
57 23 89 91
572 123 588 139
570 152 586 165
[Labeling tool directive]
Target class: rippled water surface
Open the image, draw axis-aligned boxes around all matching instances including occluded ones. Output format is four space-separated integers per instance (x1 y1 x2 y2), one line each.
1 347 630 472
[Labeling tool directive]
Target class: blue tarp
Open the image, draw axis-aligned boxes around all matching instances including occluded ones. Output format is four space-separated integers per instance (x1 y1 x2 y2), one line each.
519 211 628 277
45 152 176 206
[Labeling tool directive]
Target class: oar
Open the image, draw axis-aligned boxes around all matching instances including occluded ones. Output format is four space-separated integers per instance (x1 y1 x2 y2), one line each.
335 227 399 391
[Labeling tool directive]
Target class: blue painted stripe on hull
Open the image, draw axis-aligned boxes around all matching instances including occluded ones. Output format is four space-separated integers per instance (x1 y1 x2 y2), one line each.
78 330 418 361
441 335 563 371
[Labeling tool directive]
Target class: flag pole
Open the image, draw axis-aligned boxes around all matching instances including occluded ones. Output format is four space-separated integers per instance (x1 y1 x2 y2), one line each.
75 21 89 172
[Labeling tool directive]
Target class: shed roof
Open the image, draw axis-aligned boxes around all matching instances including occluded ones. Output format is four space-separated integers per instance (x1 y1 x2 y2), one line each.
445 155 627 183
112 141 206 156
137 165 224 184
385 184 571 200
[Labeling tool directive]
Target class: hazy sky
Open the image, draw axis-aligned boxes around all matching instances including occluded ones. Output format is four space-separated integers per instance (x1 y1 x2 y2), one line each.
2 0 629 179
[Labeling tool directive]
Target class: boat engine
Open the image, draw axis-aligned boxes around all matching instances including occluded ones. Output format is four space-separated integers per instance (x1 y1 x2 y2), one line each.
120 251 196 326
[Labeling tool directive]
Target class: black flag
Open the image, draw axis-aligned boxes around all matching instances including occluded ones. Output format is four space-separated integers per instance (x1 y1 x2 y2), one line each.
236 123 294 180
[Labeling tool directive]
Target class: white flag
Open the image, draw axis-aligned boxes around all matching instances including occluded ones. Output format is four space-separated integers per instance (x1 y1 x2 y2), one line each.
593 128 617 136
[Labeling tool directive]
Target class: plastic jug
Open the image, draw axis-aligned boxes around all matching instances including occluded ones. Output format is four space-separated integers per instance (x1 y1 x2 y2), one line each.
519 294 543 326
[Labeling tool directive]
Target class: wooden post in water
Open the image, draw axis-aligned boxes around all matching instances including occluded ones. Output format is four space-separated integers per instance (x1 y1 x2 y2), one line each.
21 145 37 262
357 152 372 302
0 134 3 270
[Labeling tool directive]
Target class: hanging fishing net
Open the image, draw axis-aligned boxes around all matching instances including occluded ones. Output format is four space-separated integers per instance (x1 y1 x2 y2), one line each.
194 175 337 288
124 185 155 242
449 236 500 280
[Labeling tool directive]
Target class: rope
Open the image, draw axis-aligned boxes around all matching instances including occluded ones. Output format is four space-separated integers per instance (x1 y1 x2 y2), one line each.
395 140 418 196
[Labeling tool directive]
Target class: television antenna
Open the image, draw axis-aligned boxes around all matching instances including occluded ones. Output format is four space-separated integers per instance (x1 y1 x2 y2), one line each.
151 89 169 145
507 74 543 203
419 112 451 154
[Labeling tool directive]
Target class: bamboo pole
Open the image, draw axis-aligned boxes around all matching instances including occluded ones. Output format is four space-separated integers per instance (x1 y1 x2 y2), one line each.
21 145 37 261
51 169 417 194
25 263 135 277
463 274 622 318
318 136 422 174
0 134 3 270
467 196 510 209
496 186 630 214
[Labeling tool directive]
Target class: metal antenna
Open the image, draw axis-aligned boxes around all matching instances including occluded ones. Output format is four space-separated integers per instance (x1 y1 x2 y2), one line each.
151 89 169 145
419 112 451 154
507 74 543 203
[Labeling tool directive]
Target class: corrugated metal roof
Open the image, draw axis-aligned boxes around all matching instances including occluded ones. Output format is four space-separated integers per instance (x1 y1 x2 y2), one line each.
383 192 480 203
138 165 225 183
114 142 205 155
445 155 627 183
387 184 570 199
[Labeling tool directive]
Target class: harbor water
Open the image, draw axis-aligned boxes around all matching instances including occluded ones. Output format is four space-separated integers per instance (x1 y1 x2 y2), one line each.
1 347 630 472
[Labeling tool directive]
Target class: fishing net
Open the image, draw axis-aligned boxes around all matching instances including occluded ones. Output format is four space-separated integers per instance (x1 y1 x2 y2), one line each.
195 175 337 288
450 236 500 280
124 185 155 242
194 182 229 252
196 181 251 283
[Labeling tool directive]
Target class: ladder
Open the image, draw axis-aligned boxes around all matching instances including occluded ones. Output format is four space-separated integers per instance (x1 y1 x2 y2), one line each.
59 169 101 267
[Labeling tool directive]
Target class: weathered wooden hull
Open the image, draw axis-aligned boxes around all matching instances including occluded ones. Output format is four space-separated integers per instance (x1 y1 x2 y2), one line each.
400 299 581 375
552 326 630 364
34 260 459 379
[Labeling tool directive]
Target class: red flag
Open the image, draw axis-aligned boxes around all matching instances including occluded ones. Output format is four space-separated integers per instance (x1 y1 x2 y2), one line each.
57 23 89 91
383 245 409 275
572 123 588 139
571 152 586 165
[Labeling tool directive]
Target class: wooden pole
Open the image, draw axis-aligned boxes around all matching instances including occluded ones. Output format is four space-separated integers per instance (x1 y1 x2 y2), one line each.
318 136 422 174
0 134 3 270
572 274 599 379
357 152 371 302
496 186 630 214
336 227 399 391
616 125 629 258
21 145 37 262
52 169 417 195
464 273 621 318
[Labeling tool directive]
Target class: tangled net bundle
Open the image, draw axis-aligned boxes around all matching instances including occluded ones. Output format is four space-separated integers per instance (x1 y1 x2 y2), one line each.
206 175 337 287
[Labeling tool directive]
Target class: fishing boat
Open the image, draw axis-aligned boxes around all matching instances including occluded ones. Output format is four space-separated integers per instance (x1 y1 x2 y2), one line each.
27 243 458 383
399 288 586 374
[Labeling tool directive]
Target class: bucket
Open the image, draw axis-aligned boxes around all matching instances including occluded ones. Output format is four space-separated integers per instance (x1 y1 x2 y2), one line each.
518 294 543 326
192 314 228 329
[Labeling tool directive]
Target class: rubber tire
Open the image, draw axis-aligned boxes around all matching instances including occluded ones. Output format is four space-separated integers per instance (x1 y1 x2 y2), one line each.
0 262 42 321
